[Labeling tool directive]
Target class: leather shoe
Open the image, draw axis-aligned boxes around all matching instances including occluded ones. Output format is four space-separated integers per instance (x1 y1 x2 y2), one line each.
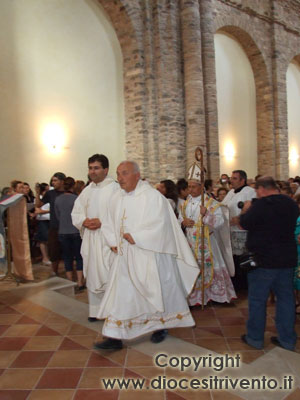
151 329 168 343
88 317 98 322
241 334 249 345
270 336 284 348
94 338 123 350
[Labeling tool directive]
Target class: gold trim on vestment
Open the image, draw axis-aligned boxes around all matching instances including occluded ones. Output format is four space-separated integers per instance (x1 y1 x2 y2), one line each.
182 196 217 289
104 310 191 329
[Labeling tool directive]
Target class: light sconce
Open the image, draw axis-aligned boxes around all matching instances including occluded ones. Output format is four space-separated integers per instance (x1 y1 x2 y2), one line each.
289 146 299 166
42 122 66 154
224 141 235 162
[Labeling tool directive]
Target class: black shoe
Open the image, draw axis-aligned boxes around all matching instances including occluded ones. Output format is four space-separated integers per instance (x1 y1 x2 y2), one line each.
88 317 98 322
270 336 295 351
94 338 123 350
151 329 168 343
75 285 86 293
241 334 248 345
270 336 284 348
241 334 254 348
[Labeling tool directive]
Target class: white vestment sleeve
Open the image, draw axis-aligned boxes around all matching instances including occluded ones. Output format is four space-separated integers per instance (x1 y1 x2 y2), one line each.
71 190 88 233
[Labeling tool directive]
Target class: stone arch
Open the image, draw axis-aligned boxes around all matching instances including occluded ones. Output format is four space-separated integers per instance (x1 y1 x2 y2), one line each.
286 54 300 175
96 0 151 175
97 0 187 182
215 25 275 176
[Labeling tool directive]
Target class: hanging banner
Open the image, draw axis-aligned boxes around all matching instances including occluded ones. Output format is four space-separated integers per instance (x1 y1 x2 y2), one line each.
0 194 33 280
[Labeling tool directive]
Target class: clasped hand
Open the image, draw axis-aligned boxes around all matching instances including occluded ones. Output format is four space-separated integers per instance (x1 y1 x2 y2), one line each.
83 218 101 230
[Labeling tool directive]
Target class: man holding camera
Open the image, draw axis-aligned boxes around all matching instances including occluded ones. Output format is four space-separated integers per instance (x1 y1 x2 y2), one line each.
239 176 298 351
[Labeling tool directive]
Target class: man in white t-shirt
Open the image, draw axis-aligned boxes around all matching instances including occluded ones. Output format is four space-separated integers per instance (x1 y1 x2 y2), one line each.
222 170 256 290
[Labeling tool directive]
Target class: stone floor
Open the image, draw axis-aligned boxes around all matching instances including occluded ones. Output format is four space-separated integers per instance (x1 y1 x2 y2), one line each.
0 263 300 400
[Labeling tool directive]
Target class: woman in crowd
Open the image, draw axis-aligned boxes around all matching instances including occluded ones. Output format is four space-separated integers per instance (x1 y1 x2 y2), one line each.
204 179 217 199
74 180 85 195
157 179 178 214
217 187 228 202
34 183 51 265
55 177 84 291
11 180 24 194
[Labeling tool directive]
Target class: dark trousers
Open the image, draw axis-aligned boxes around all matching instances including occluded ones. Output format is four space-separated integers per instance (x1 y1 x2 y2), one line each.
58 233 83 272
231 255 248 291
246 267 296 350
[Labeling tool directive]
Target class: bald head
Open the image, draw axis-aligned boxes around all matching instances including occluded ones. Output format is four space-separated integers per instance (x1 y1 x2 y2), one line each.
117 161 141 192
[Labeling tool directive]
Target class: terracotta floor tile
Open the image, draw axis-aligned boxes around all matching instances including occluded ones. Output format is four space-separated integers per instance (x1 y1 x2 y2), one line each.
0 325 9 336
87 352 122 368
44 323 70 335
16 316 40 325
28 389 75 400
92 348 127 366
45 314 71 324
193 327 223 338
126 349 154 367
0 368 43 389
124 368 143 378
214 308 244 317
195 337 229 352
0 351 19 368
265 325 277 334
67 323 97 336
119 389 165 400
36 368 83 389
68 335 96 349
166 391 186 399
0 314 22 325
0 337 29 350
48 350 91 367
193 318 220 327
25 304 48 313
9 304 32 314
23 336 63 351
191 306 215 316
217 317 246 326
58 337 87 350
80 367 123 388
175 388 211 400
211 389 244 399
0 305 21 314
4 324 40 337
0 390 31 400
127 366 163 380
168 328 194 340
35 325 61 336
221 326 246 338
74 389 119 400
238 350 265 364
284 388 300 399
24 310 51 323
10 351 54 368
227 338 260 351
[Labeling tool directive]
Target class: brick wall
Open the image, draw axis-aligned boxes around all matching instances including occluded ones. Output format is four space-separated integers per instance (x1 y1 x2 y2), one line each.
98 0 300 181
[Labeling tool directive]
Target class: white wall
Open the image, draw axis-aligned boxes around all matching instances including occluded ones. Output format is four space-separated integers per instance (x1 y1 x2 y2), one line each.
214 33 258 178
287 62 300 177
0 0 125 188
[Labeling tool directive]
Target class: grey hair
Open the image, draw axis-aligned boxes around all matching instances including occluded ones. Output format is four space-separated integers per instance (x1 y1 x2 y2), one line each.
118 160 140 173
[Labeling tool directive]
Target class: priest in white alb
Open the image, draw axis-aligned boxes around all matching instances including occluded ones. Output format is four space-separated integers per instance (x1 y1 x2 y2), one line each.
71 154 119 321
178 162 236 306
94 161 199 349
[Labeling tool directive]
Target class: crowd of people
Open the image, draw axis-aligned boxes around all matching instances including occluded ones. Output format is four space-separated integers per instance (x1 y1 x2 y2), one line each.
1 157 300 351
